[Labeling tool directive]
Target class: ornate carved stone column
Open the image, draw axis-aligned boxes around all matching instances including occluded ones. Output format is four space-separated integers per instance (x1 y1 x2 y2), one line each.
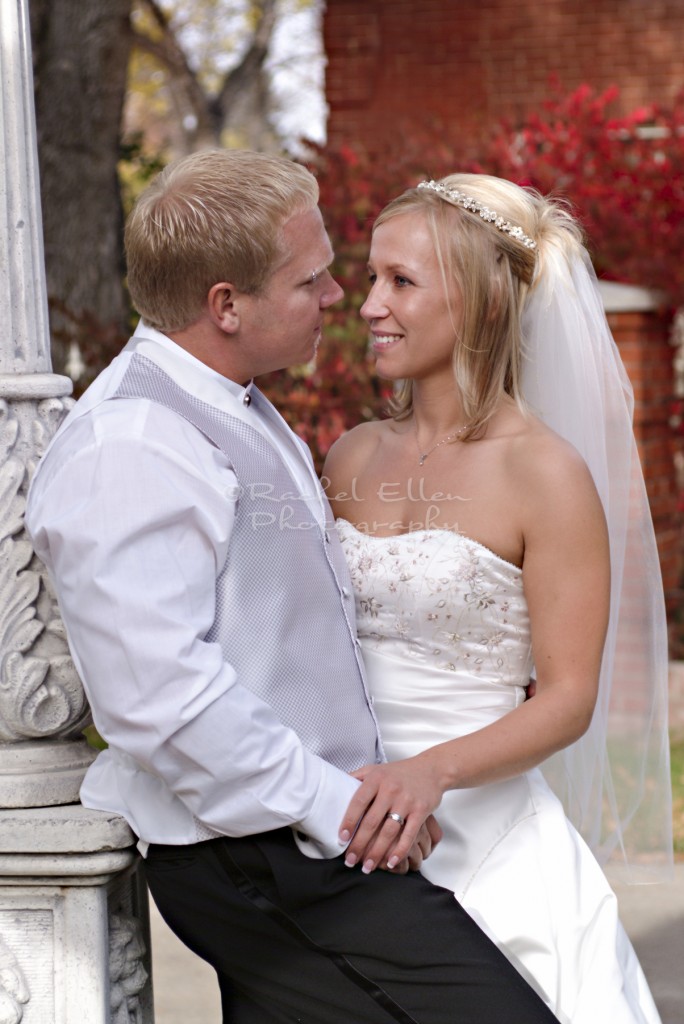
0 0 94 807
0 3 153 1019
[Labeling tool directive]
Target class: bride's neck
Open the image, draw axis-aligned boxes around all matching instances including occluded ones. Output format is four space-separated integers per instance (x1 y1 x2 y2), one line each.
410 379 467 437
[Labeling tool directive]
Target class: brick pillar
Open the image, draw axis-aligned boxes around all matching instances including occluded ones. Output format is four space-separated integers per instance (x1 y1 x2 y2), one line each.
598 282 681 617
597 285 680 804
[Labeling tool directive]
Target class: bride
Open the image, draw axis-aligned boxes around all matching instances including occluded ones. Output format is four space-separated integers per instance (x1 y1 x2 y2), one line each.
324 174 672 1023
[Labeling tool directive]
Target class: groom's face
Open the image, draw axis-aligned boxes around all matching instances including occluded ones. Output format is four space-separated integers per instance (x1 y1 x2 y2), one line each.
239 206 344 377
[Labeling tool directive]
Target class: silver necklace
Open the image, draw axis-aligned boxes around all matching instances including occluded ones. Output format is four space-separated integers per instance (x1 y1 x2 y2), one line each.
415 423 468 465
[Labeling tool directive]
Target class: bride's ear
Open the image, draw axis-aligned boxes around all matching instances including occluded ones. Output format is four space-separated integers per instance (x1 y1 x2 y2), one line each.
484 259 506 324
207 282 241 334
486 248 521 325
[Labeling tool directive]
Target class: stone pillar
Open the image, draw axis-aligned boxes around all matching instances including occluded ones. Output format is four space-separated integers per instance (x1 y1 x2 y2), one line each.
0 2 153 1019
0 807 152 1024
0 0 92 806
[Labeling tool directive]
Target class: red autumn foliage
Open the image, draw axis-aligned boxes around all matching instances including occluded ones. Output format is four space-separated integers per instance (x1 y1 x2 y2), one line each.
477 82 684 300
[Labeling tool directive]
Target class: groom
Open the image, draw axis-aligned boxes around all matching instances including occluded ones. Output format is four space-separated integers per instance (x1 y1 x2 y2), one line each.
26 150 558 1023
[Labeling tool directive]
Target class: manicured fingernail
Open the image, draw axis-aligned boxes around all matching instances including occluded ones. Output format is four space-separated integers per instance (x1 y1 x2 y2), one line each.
387 856 399 869
339 829 351 843
361 859 375 875
344 853 357 867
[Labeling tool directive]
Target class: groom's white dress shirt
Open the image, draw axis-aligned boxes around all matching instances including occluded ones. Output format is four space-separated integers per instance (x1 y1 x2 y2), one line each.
26 322 370 857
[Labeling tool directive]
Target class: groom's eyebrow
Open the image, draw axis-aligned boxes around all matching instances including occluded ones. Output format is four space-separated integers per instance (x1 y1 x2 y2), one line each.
308 254 336 283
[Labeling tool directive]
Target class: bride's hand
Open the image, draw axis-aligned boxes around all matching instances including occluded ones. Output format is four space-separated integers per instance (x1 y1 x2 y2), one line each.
340 756 445 873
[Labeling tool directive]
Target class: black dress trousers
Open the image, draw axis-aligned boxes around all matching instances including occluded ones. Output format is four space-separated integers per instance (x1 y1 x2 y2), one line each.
145 829 559 1024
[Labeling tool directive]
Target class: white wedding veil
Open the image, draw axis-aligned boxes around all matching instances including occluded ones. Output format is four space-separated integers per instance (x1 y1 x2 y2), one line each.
521 243 673 881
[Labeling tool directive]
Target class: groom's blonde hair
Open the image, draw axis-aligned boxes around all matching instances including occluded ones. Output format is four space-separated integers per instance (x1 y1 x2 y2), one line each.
125 149 319 333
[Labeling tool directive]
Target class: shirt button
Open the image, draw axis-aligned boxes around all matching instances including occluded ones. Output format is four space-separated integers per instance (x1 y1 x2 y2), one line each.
243 392 251 406
341 587 350 598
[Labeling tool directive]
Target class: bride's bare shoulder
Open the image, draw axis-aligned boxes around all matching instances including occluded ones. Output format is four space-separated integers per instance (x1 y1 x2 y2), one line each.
323 419 389 477
502 407 599 509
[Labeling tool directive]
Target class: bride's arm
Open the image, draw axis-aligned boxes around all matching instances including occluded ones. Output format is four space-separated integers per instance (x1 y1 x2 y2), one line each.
339 437 611 873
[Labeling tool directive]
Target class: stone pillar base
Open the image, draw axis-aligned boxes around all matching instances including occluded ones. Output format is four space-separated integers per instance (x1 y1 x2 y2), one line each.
0 739 97 808
0 805 153 1023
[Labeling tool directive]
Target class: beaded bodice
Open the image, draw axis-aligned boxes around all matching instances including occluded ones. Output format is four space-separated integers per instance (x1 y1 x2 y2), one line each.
336 518 533 689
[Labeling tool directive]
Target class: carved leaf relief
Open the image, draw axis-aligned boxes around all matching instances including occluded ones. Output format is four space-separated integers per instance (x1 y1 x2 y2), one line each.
28 397 75 482
0 396 87 741
0 404 19 466
0 935 29 1024
109 912 148 1024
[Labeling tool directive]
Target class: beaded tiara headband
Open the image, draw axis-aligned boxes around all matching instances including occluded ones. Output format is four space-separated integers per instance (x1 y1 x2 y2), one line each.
417 180 537 250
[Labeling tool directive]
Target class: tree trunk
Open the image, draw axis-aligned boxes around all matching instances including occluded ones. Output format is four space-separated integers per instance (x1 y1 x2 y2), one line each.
30 0 133 377
215 0 280 152
132 0 281 155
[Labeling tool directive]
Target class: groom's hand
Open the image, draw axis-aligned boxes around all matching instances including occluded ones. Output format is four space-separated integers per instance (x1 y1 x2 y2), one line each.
412 814 444 866
377 816 443 874
339 757 444 873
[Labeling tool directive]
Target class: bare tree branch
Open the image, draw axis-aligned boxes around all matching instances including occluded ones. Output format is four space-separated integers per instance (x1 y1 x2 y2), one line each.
133 0 218 143
131 0 281 149
213 0 278 125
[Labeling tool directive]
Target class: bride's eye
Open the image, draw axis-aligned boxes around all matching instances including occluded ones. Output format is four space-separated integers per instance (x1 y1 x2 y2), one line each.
394 274 412 287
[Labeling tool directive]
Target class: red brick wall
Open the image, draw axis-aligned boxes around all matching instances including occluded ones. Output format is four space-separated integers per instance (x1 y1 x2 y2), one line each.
324 0 684 157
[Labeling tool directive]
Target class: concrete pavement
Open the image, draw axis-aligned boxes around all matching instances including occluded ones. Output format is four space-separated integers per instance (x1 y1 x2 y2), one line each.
608 865 684 1024
150 899 221 1023
148 863 684 1023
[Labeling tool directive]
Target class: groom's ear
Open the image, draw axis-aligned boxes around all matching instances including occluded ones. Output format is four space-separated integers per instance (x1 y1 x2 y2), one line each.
207 282 241 335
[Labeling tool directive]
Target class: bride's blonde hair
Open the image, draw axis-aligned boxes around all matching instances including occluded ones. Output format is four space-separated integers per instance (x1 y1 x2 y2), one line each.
373 173 584 437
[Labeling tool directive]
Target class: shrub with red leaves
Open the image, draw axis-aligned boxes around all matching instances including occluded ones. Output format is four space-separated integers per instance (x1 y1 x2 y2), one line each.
477 82 684 303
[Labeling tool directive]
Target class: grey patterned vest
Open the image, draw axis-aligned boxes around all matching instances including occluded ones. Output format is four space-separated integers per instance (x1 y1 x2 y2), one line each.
114 353 381 772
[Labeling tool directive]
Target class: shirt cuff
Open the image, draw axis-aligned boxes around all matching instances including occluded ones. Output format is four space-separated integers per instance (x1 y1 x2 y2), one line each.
292 760 361 859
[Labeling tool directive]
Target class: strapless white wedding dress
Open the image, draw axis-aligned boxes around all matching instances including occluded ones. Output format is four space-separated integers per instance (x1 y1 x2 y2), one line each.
337 519 661 1024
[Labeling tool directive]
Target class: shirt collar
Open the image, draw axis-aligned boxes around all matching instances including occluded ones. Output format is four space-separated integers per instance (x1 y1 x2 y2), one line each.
130 319 254 410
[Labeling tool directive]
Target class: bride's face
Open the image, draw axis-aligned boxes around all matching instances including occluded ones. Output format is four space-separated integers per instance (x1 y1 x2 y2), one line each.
361 210 461 383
